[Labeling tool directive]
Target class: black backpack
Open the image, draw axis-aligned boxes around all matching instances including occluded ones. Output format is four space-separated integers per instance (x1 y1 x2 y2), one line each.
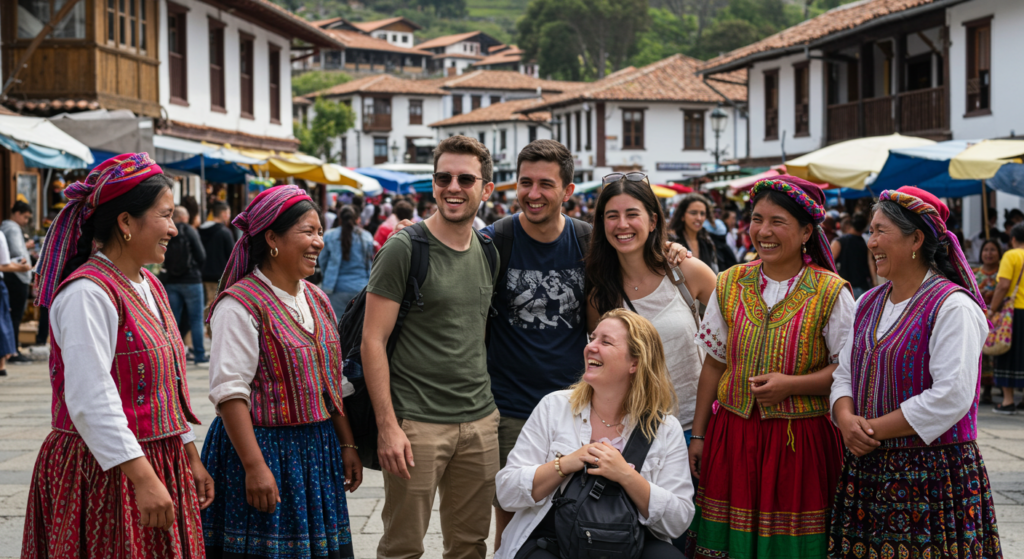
550 419 657 559
163 223 193 277
490 215 592 291
336 222 498 470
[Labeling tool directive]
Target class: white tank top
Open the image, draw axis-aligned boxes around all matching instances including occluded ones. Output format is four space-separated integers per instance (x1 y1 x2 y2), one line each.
626 275 704 431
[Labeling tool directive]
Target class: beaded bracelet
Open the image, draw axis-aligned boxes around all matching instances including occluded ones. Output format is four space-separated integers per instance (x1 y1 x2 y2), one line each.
340 444 359 450
554 452 566 478
690 435 705 441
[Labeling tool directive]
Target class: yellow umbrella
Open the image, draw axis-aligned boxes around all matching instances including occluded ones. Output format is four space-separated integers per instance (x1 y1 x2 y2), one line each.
786 133 935 189
651 185 679 198
263 158 360 187
949 140 1024 180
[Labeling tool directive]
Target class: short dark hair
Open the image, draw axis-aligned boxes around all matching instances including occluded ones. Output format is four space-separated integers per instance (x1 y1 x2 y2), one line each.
11 201 31 215
211 201 230 217
851 212 868 233
516 139 573 188
1012 222 1024 244
394 201 414 221
433 135 493 183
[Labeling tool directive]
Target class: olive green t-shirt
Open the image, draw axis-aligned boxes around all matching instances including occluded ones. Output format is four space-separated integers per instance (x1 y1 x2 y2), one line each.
366 223 498 423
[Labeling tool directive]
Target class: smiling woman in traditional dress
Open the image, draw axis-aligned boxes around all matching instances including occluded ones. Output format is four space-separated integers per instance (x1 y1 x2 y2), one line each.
201 185 362 559
22 153 213 558
686 175 854 559
828 187 1001 558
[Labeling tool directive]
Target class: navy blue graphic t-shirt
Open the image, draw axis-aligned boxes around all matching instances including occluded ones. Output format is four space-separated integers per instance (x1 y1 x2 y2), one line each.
482 215 588 419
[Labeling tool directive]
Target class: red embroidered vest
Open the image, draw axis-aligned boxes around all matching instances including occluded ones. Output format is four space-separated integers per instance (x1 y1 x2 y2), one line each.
213 275 345 426
49 257 198 441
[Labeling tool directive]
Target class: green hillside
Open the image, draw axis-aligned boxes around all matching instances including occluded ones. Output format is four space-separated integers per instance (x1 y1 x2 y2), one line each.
466 0 530 18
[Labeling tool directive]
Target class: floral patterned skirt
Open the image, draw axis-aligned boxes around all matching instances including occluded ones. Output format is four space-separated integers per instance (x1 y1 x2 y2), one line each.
200 417 354 559
21 431 204 559
828 441 1002 559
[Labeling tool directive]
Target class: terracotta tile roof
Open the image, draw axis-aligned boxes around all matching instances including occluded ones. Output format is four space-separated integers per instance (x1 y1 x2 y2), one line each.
432 52 485 61
293 96 312 106
430 97 552 127
215 0 345 48
313 16 345 28
161 121 299 152
701 0 950 74
0 105 17 116
324 29 432 56
2 98 101 115
416 31 482 50
441 70 586 93
308 74 448 98
522 54 745 112
472 47 524 67
352 17 422 33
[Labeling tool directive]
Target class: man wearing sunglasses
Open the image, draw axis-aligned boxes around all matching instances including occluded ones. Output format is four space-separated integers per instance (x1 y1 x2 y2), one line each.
363 135 501 559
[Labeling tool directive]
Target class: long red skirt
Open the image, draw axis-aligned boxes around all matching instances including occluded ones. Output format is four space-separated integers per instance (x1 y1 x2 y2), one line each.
21 431 204 559
686 410 844 559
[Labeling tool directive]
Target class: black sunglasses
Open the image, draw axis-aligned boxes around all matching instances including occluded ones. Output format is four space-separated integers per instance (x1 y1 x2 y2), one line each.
433 172 485 187
602 172 650 186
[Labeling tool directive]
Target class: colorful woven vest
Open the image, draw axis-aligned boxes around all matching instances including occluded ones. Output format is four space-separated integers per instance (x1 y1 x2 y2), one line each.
850 275 979 447
214 275 345 426
49 257 198 441
717 262 847 420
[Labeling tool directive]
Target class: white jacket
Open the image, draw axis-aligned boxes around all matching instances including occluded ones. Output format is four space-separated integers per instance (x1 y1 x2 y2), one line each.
494 390 695 558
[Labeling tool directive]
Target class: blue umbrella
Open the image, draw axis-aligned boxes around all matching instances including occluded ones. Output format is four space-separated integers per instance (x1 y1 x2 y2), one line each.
355 168 432 194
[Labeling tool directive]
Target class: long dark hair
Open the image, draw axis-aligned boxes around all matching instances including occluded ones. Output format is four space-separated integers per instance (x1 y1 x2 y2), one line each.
338 205 357 261
875 200 967 291
585 178 668 315
669 194 716 260
59 174 174 283
247 199 321 274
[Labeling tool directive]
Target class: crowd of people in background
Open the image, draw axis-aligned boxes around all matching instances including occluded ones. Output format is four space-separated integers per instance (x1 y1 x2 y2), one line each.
9 139 1011 559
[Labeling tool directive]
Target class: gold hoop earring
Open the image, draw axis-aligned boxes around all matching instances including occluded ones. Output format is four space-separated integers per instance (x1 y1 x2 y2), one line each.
912 250 916 259
123 232 131 242
270 247 279 258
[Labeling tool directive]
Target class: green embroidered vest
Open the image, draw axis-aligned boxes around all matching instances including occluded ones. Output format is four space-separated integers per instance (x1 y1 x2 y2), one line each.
716 262 847 420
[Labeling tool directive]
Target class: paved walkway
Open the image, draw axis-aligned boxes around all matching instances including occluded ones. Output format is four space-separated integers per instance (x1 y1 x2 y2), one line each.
1 361 1021 558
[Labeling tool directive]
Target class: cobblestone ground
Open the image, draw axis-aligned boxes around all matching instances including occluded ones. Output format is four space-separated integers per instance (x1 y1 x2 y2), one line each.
1 361 1021 558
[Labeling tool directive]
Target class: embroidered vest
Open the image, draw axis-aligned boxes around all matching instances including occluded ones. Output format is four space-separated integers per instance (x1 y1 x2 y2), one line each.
49 258 198 441
850 276 979 447
717 262 848 420
213 275 345 426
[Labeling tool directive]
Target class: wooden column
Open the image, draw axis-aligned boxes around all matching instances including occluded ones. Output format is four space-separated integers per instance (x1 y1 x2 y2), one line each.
895 33 906 133
596 102 606 167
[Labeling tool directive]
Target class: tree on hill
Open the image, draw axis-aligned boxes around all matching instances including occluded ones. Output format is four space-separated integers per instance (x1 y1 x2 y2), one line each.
292 71 351 97
295 97 355 163
518 0 649 80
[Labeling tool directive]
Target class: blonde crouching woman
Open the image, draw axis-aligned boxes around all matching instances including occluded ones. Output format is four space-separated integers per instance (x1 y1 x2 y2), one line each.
494 309 694 559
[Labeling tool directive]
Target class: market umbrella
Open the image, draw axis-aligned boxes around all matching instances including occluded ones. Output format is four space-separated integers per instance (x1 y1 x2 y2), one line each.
870 140 983 197
786 133 935 189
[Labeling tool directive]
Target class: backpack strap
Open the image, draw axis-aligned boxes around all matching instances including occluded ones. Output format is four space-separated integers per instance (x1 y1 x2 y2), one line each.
491 215 515 287
385 223 430 356
569 216 592 260
474 228 499 281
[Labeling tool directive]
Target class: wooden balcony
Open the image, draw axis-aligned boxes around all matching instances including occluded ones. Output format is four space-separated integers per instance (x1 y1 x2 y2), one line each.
363 113 392 132
826 86 947 143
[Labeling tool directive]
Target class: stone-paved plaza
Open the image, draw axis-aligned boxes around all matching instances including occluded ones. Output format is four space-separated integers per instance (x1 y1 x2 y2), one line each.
0 360 1021 558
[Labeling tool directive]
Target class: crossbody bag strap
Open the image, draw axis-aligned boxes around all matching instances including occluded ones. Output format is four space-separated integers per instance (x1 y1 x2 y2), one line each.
587 414 657 501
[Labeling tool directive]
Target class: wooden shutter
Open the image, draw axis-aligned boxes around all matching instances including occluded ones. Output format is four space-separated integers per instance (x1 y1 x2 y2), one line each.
269 44 281 123
209 19 225 111
240 33 254 118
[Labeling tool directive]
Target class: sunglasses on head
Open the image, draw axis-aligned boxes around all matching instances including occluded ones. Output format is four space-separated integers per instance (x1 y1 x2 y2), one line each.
433 172 485 188
602 172 650 186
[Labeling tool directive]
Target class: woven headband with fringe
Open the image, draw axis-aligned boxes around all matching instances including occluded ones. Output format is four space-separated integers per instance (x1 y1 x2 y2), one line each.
750 178 838 274
878 189 987 310
208 184 312 321
35 153 162 308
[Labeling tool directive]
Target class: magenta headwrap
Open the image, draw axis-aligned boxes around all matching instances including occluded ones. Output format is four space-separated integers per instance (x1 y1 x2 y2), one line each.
878 187 987 310
749 175 839 274
35 153 163 307
212 185 312 315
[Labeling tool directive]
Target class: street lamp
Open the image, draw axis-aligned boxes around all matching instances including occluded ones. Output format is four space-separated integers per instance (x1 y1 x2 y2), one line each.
390 140 399 163
710 105 728 173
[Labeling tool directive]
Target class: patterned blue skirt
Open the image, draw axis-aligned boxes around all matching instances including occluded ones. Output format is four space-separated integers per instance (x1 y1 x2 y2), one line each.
201 417 355 559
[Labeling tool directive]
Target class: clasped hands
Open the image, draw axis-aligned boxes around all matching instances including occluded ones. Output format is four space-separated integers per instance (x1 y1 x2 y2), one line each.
559 442 636 484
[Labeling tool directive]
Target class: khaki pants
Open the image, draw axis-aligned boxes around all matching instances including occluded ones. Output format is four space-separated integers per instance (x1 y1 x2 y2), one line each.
378 408 500 559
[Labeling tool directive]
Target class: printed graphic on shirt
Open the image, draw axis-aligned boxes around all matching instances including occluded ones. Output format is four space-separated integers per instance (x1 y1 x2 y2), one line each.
506 268 584 330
